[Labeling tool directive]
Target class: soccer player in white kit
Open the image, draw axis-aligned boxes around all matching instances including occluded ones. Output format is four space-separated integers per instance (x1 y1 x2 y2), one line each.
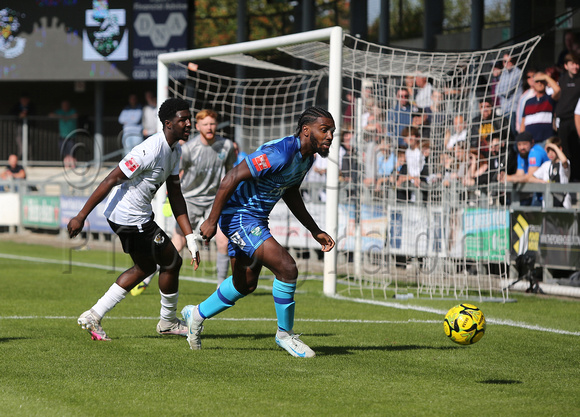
132 109 236 295
67 98 200 341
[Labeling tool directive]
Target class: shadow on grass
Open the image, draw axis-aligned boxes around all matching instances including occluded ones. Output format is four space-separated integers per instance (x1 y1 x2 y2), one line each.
315 344 458 355
479 379 523 385
141 332 311 341
0 337 29 343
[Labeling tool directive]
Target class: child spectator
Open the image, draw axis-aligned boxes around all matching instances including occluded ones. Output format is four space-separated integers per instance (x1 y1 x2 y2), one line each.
403 127 423 202
530 137 571 208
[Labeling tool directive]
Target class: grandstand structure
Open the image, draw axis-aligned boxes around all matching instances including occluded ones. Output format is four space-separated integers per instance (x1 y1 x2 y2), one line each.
157 26 542 301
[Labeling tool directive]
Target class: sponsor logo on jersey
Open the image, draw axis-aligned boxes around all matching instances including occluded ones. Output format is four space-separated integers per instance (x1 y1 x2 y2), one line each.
252 154 271 172
529 157 536 165
250 226 262 236
125 157 140 172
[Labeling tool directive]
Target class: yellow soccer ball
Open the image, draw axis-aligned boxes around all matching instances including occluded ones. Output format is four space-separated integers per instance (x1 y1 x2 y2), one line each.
443 303 486 345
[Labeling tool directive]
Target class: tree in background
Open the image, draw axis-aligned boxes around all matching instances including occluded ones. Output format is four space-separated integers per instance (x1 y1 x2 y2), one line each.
368 0 510 44
194 0 348 48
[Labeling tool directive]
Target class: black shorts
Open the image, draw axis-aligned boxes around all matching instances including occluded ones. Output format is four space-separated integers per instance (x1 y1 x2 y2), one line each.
108 219 171 261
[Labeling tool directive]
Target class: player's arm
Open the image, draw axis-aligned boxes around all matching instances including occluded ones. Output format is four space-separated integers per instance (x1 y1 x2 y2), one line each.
167 174 200 269
282 186 335 252
67 166 127 238
200 160 253 241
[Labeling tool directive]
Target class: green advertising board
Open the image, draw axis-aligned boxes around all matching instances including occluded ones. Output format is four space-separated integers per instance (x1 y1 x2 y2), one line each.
463 208 509 262
21 196 60 229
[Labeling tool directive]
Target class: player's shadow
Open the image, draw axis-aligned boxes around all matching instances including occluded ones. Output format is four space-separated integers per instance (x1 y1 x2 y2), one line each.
316 344 458 356
478 379 523 385
0 337 29 343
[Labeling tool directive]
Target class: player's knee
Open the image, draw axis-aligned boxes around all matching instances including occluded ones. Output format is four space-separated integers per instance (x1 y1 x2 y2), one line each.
162 252 182 272
278 260 298 282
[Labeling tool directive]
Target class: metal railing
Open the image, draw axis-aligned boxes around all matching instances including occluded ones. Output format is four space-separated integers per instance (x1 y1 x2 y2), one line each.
0 115 126 167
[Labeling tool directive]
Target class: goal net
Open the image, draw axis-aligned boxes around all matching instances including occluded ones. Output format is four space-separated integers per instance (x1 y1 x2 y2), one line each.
157 27 541 302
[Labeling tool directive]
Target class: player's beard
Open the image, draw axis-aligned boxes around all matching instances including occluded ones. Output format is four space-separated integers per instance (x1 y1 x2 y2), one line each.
312 137 330 158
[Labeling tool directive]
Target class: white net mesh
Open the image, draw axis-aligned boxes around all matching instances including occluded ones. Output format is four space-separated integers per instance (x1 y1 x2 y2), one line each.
163 32 542 301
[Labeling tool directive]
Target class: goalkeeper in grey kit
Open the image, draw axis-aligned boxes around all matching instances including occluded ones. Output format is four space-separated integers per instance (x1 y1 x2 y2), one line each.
67 97 200 341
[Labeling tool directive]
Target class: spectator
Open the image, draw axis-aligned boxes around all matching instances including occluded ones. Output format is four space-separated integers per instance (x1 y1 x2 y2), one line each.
11 93 36 159
362 132 381 189
403 75 416 105
388 87 417 146
489 60 503 107
520 71 561 144
446 142 470 186
414 73 434 110
504 131 550 206
49 99 78 168
304 154 333 202
142 90 158 138
372 140 395 192
463 149 488 187
0 154 26 192
516 68 537 133
428 89 447 142
385 147 409 202
444 115 467 150
232 140 247 166
420 140 436 183
470 98 507 152
411 109 431 140
118 93 143 156
559 53 580 182
482 136 505 185
343 91 355 127
363 99 384 134
557 30 577 71
497 53 523 132
440 152 455 187
530 137 571 208
339 129 359 188
403 127 423 202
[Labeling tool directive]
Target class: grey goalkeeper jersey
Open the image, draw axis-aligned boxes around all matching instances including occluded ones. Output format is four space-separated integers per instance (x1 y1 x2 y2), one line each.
179 134 236 214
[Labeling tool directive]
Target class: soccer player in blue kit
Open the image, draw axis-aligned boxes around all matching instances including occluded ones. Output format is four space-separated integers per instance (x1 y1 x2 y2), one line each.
181 107 336 358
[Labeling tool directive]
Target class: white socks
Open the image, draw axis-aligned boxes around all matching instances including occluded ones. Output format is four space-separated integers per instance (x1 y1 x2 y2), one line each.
159 290 179 322
92 283 127 319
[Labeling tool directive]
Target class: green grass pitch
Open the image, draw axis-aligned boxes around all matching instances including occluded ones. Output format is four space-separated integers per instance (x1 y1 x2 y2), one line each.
1 240 579 416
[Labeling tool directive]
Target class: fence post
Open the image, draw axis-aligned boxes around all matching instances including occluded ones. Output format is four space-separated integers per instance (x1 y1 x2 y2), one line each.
22 118 28 169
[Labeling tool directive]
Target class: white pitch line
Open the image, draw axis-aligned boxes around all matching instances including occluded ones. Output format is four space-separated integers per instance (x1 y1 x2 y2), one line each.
2 253 579 336
333 295 580 336
0 316 439 325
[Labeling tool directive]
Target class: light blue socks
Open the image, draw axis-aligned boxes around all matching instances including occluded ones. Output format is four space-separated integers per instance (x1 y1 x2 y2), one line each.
272 278 296 332
198 276 244 319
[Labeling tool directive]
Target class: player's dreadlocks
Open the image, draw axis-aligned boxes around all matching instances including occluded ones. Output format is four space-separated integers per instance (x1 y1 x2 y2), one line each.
295 107 334 137
158 97 190 123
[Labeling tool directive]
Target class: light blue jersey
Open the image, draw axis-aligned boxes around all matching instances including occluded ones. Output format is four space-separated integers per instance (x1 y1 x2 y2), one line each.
219 135 313 257
222 135 314 221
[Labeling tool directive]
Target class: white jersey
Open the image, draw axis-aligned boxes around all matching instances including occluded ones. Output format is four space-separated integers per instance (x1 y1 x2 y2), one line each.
104 132 181 225
533 159 572 208
179 134 236 215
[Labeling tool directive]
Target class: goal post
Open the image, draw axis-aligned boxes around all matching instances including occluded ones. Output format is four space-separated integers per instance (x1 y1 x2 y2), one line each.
157 26 344 296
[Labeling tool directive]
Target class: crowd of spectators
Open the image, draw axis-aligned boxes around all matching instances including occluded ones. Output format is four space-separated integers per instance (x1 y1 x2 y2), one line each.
320 39 580 208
